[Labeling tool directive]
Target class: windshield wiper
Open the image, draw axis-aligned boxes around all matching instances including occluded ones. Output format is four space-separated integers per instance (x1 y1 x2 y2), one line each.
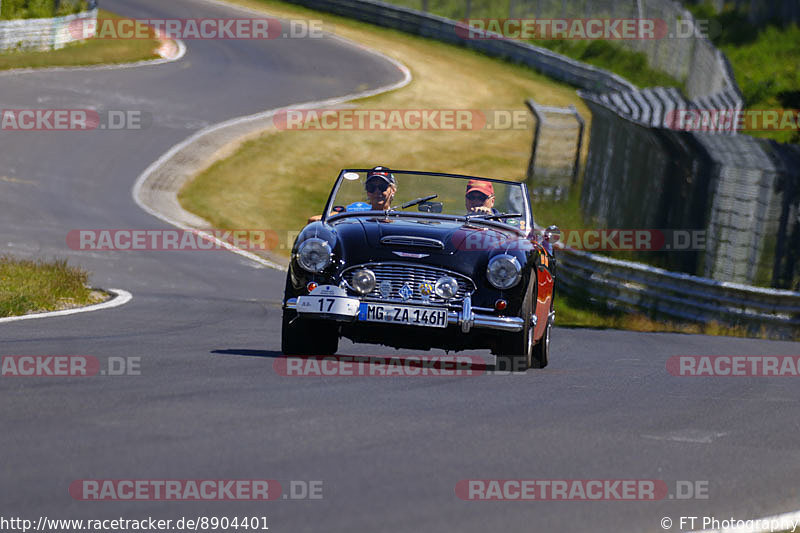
400 194 438 210
466 212 522 221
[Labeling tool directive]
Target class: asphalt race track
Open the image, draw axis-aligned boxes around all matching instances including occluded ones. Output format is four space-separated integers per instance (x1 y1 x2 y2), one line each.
1 1 799 532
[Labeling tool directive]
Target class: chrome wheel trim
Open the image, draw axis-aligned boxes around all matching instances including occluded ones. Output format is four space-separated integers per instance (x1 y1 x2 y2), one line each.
545 321 551 355
527 316 535 362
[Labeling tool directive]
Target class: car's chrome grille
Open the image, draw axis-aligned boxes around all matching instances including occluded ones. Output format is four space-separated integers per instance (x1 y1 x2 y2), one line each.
342 262 475 304
380 235 444 249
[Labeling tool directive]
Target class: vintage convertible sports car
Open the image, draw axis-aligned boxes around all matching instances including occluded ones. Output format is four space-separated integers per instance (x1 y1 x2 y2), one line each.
281 168 557 370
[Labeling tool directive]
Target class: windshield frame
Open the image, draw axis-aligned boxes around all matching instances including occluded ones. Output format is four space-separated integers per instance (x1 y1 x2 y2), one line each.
322 168 533 232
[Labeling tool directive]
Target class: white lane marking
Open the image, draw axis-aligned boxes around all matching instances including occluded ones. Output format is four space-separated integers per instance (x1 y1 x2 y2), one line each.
641 430 729 444
132 0 412 272
0 288 132 324
0 39 186 76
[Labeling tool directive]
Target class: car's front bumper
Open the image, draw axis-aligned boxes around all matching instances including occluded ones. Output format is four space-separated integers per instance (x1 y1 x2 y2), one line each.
284 294 524 333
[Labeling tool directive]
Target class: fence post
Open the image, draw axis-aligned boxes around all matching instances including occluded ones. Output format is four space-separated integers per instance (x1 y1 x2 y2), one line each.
526 99 544 182
570 105 585 185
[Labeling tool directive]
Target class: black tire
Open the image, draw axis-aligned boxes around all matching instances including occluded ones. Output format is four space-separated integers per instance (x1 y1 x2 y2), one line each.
281 308 339 356
495 282 534 373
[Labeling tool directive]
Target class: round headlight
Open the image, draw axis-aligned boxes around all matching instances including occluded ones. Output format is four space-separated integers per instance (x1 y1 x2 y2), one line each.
486 254 522 289
351 269 376 294
296 238 332 273
434 276 459 299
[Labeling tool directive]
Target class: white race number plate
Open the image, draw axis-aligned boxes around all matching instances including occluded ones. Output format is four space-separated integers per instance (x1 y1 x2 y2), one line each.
358 303 448 328
296 295 359 317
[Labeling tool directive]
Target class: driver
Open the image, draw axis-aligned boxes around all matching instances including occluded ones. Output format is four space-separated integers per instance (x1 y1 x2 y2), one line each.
465 179 496 215
306 166 396 223
365 166 396 211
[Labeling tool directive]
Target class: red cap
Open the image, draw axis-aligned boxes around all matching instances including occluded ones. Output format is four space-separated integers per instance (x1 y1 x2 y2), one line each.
466 179 494 197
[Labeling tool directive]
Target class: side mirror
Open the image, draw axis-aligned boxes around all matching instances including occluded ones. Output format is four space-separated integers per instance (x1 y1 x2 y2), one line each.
544 225 561 244
418 201 443 213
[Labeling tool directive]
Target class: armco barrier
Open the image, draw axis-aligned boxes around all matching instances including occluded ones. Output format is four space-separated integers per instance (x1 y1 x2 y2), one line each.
282 0 635 94
579 89 800 288
557 246 800 339
0 8 97 51
508 0 741 103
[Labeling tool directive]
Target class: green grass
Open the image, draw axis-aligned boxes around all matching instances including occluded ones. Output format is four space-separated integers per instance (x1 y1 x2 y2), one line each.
527 39 684 90
385 0 685 91
0 0 88 19
0 10 162 71
687 3 800 144
532 185 584 234
0 256 104 317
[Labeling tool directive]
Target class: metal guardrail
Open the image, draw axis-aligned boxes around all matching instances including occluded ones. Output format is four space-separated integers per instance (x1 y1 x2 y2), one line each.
0 8 96 51
283 0 635 94
557 246 800 338
578 86 800 289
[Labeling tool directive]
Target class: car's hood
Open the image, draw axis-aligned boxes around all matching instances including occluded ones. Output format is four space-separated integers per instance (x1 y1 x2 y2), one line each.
329 215 524 276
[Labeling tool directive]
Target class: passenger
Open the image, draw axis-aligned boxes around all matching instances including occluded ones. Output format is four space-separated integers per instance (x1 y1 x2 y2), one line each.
465 179 496 215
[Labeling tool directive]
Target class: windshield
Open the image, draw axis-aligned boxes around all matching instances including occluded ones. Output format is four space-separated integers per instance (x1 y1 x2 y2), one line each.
324 169 532 231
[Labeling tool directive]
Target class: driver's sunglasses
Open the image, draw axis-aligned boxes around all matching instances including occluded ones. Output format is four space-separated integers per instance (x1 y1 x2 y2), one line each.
366 181 390 193
466 192 491 202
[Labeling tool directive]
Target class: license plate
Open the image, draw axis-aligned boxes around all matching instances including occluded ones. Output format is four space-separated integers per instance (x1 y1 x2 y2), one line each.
296 295 359 317
358 303 448 328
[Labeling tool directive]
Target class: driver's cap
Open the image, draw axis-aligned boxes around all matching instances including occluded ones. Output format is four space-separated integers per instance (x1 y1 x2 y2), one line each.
366 166 396 186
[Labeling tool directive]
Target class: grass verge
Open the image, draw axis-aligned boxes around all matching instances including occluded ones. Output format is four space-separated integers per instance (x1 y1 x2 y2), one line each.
0 10 162 71
0 256 105 318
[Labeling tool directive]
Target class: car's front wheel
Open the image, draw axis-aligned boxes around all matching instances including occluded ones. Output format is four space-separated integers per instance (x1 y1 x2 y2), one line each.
281 308 339 356
494 283 534 373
